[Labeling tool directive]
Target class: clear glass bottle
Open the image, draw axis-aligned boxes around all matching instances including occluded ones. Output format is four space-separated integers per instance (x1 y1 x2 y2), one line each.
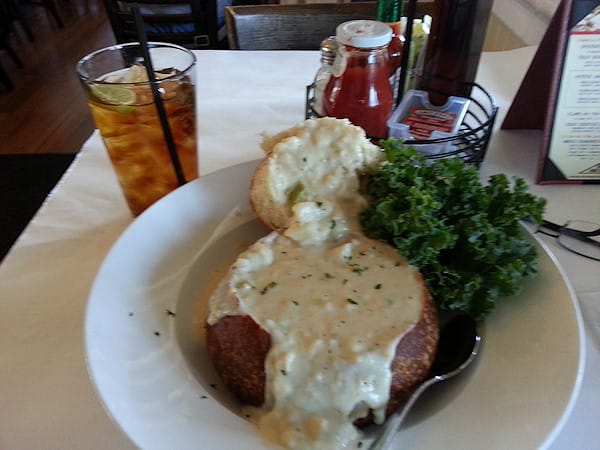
376 0 404 76
312 36 337 117
377 0 404 104
322 20 393 139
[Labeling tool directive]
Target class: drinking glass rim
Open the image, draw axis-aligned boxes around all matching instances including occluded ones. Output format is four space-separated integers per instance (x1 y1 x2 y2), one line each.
76 41 197 85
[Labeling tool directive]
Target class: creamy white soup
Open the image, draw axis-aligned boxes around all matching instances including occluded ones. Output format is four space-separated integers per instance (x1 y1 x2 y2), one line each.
207 230 425 449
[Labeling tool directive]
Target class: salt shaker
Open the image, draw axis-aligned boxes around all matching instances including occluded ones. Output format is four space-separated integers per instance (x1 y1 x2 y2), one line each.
312 36 338 117
322 20 394 138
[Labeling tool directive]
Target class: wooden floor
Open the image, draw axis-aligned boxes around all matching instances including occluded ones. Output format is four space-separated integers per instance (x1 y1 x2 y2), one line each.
0 0 116 155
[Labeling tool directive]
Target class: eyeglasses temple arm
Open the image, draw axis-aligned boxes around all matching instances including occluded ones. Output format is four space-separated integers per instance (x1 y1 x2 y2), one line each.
522 217 561 237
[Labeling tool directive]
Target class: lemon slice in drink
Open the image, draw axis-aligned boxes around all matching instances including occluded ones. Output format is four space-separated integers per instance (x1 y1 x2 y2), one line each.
91 85 136 105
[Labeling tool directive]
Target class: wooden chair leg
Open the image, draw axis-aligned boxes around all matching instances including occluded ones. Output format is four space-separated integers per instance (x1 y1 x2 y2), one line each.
18 17 35 42
11 0 36 41
41 0 64 28
0 61 15 91
3 43 24 68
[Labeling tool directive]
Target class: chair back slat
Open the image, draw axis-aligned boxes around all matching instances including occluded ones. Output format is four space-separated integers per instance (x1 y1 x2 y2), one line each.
103 0 226 49
225 1 435 50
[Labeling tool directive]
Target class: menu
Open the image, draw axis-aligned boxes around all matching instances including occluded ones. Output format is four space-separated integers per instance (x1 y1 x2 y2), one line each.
502 0 600 184
544 3 600 181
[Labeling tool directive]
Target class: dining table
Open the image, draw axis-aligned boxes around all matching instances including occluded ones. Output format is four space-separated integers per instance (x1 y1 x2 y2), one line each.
1 46 599 450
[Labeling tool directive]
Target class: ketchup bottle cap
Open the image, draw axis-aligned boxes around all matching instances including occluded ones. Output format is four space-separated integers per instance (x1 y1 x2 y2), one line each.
336 20 392 48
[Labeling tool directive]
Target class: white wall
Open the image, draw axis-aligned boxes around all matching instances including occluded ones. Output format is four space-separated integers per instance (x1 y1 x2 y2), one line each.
491 0 560 46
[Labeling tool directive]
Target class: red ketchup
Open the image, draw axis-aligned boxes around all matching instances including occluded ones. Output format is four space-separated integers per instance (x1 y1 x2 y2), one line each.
387 21 404 77
322 20 394 139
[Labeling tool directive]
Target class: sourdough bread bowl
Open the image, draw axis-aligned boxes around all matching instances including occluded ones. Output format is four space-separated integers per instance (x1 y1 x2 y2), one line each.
206 230 438 448
205 118 439 449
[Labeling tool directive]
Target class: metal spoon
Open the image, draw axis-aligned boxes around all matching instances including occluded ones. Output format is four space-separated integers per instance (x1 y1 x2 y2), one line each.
369 314 482 450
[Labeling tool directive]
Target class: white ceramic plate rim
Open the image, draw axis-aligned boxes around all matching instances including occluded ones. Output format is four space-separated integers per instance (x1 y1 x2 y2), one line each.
85 160 585 450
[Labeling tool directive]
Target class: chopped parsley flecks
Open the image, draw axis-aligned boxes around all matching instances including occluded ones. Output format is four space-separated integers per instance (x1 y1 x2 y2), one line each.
260 281 278 295
351 264 367 275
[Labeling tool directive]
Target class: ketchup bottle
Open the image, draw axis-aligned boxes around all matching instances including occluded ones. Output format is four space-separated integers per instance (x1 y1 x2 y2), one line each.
322 20 394 139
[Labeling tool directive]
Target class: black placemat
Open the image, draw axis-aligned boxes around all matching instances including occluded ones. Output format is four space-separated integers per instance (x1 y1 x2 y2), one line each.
0 153 76 261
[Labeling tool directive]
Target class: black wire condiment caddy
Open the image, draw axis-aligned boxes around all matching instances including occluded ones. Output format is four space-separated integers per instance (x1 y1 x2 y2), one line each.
306 80 498 168
305 0 498 168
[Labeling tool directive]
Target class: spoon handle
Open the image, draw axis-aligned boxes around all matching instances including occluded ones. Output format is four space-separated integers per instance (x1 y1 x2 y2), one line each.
368 377 439 450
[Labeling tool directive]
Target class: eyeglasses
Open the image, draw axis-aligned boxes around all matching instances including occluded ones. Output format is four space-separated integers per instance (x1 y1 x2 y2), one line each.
529 219 600 262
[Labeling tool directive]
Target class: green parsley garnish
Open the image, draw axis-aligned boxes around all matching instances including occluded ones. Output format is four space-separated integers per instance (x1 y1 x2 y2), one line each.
351 264 367 275
260 281 278 295
360 141 546 320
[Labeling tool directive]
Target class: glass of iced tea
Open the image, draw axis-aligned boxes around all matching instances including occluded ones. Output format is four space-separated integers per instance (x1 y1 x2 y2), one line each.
77 42 197 216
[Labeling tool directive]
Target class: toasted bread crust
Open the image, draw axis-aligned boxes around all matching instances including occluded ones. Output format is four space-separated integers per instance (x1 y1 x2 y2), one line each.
249 157 288 230
206 315 271 407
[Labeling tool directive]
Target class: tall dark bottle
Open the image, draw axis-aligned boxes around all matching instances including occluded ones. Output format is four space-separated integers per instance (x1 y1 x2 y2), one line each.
417 0 493 105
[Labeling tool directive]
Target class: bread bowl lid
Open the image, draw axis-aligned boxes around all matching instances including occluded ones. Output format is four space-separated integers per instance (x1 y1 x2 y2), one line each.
336 20 392 48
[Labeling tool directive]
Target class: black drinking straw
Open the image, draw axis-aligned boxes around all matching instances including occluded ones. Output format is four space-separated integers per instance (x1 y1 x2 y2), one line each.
395 0 417 107
132 7 187 186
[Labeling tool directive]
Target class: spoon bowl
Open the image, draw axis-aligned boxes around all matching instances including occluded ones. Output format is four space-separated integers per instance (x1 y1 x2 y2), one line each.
369 314 481 450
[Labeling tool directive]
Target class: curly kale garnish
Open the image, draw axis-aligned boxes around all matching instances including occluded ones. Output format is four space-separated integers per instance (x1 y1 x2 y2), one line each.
360 140 546 320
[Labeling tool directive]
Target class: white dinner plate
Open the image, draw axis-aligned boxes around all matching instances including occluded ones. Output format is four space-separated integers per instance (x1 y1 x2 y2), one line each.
85 160 585 450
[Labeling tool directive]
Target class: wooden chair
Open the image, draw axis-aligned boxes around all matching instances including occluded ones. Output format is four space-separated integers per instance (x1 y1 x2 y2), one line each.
0 0 27 90
225 1 434 50
24 0 64 28
103 0 231 49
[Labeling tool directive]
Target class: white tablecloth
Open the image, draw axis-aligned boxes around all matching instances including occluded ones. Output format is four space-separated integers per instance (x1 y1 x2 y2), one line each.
1 48 598 450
